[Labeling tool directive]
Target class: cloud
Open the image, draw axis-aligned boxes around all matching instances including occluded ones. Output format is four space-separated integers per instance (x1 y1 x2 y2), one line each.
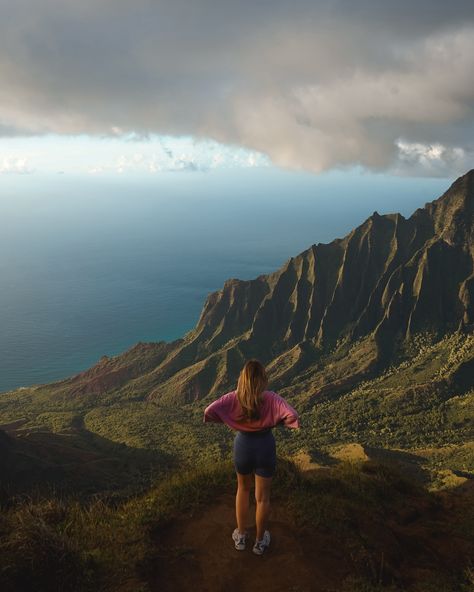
0 1 474 175
394 140 473 177
86 137 268 174
0 156 34 174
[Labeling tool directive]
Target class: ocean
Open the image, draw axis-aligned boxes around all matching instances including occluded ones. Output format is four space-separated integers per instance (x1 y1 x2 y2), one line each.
0 167 449 392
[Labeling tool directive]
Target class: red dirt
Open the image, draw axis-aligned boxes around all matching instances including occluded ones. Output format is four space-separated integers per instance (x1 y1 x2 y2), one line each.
150 492 351 592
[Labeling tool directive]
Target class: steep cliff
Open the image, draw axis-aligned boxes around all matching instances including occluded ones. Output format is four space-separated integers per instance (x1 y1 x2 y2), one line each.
5 171 474 407
140 169 474 402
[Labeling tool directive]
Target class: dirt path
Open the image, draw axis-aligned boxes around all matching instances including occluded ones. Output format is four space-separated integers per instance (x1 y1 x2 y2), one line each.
150 492 350 592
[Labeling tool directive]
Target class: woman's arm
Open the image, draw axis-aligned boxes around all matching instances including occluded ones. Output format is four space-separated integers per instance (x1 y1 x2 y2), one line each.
203 395 227 424
273 392 300 429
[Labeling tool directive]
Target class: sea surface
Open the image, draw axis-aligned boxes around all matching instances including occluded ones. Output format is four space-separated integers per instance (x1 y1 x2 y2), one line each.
0 167 450 392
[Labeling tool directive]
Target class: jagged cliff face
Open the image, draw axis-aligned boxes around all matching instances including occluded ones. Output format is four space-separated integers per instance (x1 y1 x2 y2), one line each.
194 171 474 354
17 170 474 405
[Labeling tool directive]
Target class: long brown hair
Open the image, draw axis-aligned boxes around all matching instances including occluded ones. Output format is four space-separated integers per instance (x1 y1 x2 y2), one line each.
236 359 268 422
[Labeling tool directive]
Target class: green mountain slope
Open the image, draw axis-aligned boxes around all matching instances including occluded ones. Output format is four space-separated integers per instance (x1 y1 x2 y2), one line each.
1 170 473 489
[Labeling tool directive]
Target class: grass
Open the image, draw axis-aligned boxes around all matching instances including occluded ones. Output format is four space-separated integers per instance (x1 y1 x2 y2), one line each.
0 459 235 592
1 457 473 591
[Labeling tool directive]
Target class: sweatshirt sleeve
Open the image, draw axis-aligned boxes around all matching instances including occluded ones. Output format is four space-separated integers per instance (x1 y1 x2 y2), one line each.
203 394 228 424
273 392 300 429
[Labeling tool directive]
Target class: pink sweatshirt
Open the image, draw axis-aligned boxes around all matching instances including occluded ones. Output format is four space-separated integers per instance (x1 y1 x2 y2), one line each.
203 390 300 431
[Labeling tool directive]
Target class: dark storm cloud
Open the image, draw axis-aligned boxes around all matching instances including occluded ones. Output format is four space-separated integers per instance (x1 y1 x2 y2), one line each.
1 0 474 174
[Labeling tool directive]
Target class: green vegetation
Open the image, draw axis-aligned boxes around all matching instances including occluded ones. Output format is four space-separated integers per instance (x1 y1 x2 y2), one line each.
1 458 473 591
1 330 473 488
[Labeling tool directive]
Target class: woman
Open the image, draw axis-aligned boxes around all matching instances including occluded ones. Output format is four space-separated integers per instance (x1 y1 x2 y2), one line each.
203 359 300 555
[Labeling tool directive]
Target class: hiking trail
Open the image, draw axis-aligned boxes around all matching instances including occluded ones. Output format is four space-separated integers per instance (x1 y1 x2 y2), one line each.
149 491 350 592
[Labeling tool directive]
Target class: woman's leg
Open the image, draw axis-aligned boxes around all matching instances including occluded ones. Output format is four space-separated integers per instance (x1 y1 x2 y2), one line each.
235 471 253 534
255 474 272 541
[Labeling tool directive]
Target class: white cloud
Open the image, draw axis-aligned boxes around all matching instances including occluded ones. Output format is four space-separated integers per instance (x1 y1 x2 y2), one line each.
0 156 34 174
81 137 269 175
394 140 471 176
0 134 269 176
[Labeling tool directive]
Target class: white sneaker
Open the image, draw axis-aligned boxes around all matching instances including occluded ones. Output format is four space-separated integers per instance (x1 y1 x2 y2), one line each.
232 528 248 551
252 530 271 555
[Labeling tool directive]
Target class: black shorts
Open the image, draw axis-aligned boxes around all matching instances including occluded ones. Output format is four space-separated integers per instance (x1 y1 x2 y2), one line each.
233 429 276 478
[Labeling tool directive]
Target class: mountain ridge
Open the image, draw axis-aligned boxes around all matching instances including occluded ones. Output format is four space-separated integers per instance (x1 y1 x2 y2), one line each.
6 169 472 406
149 169 474 402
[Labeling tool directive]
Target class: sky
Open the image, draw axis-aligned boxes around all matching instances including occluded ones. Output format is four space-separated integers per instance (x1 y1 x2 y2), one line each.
0 0 474 178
